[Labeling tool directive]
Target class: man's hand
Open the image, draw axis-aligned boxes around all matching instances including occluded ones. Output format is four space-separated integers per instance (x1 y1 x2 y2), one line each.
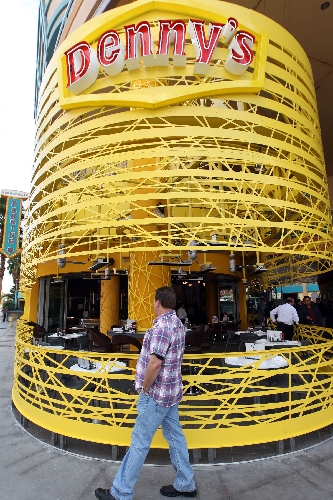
142 354 163 393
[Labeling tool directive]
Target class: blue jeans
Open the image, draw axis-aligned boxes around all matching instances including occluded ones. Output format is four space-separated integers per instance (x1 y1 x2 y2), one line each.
111 393 195 500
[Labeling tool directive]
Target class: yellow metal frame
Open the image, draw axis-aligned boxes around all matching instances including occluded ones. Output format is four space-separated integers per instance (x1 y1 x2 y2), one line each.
21 0 333 292
13 320 333 448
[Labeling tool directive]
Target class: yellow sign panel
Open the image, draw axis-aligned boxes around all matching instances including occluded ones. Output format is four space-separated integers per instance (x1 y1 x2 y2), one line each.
57 0 268 110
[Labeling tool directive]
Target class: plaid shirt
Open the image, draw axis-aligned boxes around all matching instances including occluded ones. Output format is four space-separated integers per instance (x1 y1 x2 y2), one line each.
135 310 186 407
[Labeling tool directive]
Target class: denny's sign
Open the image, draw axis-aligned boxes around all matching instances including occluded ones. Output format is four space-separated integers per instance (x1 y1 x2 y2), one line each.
57 0 268 110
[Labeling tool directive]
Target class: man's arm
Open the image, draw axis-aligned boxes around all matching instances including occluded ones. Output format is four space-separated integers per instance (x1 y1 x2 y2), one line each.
142 354 163 392
270 307 278 322
292 307 299 324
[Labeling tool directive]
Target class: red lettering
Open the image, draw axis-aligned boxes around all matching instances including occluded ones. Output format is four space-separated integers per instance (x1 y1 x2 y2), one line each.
224 30 255 75
64 41 100 95
156 20 187 67
188 20 225 75
97 30 125 76
65 42 91 86
124 21 154 70
221 17 238 43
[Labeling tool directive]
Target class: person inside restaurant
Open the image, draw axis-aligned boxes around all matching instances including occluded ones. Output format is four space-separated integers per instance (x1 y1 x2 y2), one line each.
298 296 323 326
270 297 299 340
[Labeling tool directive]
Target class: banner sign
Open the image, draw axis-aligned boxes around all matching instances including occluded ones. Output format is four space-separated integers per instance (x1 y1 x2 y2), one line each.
0 189 29 199
1 197 22 258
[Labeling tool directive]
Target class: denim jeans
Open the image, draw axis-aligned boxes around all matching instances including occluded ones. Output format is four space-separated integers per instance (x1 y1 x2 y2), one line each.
111 393 195 500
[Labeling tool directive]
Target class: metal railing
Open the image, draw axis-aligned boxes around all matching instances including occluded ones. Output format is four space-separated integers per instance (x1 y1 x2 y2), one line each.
12 320 333 449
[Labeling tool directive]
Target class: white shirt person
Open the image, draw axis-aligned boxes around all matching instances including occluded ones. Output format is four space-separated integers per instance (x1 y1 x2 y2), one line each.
270 297 299 341
270 301 299 325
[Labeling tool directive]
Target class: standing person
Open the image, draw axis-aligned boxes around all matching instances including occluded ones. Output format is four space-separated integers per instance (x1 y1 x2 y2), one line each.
95 287 196 500
315 298 326 326
177 303 187 324
270 297 299 340
257 297 267 326
298 296 323 326
326 301 333 329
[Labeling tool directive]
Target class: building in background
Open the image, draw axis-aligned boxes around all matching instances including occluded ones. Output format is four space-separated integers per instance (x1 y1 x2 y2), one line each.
22 0 333 335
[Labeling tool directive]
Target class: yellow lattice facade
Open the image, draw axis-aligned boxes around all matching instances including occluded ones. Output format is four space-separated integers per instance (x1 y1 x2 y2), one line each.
13 0 333 451
20 0 333 304
12 321 333 448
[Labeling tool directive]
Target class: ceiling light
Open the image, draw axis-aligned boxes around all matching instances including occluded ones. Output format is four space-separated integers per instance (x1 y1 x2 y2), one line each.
254 163 267 174
321 2 330 9
153 202 165 217
178 267 187 275
229 253 236 273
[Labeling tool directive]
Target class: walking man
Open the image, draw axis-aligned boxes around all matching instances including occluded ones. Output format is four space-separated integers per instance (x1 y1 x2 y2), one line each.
270 297 299 340
95 286 196 500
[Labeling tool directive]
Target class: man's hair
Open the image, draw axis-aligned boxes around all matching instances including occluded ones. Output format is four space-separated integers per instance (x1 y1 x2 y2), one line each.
286 297 294 304
304 296 311 300
155 287 176 309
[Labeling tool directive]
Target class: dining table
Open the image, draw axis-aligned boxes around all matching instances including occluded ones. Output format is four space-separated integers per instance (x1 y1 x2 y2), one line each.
263 340 301 349
224 354 289 414
235 330 267 337
107 330 145 340
48 332 86 340
224 354 289 370
70 360 127 373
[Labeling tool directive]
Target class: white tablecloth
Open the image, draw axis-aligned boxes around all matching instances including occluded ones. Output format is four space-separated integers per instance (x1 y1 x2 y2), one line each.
25 345 65 354
235 330 267 337
264 341 301 348
224 355 288 369
70 361 127 373
48 333 85 340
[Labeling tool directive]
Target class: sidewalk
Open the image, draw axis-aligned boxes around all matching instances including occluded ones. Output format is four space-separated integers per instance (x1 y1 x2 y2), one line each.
1 323 333 499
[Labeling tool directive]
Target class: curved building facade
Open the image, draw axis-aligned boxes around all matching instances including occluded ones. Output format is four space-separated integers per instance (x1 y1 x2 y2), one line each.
13 0 333 452
25 0 333 330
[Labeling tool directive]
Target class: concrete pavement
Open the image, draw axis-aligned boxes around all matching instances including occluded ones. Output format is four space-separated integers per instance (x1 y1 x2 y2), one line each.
2 322 333 500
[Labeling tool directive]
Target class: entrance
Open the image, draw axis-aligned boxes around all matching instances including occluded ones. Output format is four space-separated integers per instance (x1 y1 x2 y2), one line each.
38 274 128 333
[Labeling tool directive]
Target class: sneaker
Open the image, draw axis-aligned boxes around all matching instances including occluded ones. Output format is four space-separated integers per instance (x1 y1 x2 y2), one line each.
160 485 197 497
95 488 116 500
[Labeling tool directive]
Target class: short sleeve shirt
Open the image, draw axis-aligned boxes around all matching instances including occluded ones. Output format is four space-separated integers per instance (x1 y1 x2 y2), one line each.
135 311 186 407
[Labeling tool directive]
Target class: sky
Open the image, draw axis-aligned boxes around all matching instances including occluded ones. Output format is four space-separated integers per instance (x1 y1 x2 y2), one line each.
0 0 40 293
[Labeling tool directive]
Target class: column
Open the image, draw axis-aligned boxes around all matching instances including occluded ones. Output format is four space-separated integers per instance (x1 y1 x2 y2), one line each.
128 249 170 331
100 276 120 335
205 281 218 324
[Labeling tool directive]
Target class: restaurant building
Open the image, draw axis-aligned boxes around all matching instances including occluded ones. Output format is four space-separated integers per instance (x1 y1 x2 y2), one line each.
20 0 333 333
12 0 333 454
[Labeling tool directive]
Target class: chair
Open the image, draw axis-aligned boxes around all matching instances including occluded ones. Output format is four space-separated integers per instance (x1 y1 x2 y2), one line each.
225 330 239 352
47 336 66 347
106 368 135 394
67 334 90 351
185 327 204 348
87 328 114 352
111 335 142 353
234 319 242 331
200 327 212 352
27 321 47 341
239 333 259 351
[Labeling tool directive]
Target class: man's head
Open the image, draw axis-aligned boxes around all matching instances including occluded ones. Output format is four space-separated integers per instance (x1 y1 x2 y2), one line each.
304 296 312 306
286 297 294 305
316 298 321 304
154 287 176 316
